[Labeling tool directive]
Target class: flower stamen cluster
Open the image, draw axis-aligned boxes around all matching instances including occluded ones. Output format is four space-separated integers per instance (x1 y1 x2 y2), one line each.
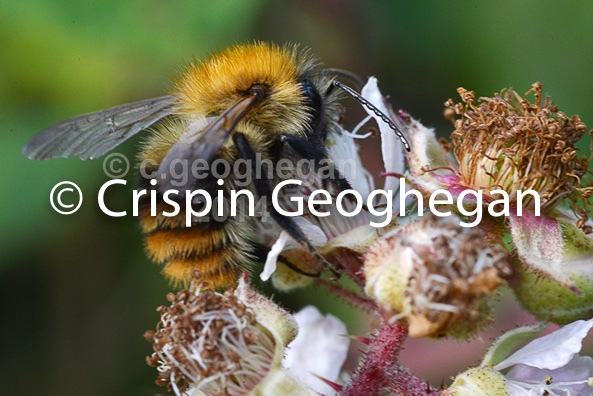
145 287 276 395
446 82 590 214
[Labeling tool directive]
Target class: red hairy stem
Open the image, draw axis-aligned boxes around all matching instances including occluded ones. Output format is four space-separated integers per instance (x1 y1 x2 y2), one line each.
340 321 440 396
316 278 378 313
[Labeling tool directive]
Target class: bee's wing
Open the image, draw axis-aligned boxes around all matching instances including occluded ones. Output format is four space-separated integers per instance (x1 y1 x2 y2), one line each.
157 94 260 193
23 96 177 160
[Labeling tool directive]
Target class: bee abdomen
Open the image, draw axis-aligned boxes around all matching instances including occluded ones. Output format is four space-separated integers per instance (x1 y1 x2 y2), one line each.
140 202 254 288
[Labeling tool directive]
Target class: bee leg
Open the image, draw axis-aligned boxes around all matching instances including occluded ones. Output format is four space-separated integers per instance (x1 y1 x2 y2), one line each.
251 242 321 278
277 135 381 212
277 134 353 196
233 132 341 279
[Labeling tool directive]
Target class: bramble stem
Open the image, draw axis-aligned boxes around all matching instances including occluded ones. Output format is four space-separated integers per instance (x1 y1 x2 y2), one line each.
316 278 377 313
340 320 440 396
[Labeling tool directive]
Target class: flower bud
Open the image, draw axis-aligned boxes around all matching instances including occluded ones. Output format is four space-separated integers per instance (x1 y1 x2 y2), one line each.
364 215 510 339
510 211 593 324
514 266 593 325
442 367 510 396
392 109 459 195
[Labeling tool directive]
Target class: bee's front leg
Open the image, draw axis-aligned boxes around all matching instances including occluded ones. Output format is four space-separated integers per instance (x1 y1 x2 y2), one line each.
276 134 353 196
233 132 341 279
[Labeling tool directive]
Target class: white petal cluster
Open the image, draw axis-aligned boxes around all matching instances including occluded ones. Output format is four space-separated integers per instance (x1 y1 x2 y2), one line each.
497 319 593 396
447 319 593 396
283 306 350 395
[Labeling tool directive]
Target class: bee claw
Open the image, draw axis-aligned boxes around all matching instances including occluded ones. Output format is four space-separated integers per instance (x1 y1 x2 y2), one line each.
327 263 343 281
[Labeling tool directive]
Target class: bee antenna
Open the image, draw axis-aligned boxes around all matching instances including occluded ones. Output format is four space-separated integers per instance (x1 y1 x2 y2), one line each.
333 80 411 152
322 68 364 91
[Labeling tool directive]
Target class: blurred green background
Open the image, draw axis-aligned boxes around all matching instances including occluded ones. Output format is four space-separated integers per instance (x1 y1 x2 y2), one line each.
2 1 593 394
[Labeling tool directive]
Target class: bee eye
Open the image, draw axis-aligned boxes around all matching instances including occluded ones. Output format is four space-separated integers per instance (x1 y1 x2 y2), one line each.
248 84 267 99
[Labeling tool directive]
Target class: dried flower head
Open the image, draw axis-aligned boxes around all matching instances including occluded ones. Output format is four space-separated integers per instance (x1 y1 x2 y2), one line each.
364 215 511 339
447 82 590 213
146 287 276 395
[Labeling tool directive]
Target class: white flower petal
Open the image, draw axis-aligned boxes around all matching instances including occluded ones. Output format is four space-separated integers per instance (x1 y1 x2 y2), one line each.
495 319 593 371
260 219 328 282
361 77 405 196
507 355 593 396
283 306 350 395
261 232 290 281
326 125 375 199
290 218 329 247
508 382 538 396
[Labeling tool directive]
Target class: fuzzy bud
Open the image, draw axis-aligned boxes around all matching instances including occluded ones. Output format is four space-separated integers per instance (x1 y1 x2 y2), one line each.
514 265 593 325
364 215 510 339
443 367 510 396
509 211 593 324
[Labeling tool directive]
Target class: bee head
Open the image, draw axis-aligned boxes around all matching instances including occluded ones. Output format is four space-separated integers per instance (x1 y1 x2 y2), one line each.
173 42 331 137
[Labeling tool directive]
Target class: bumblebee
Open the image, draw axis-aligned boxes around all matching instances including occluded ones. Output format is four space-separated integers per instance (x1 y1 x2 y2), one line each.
23 42 409 288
